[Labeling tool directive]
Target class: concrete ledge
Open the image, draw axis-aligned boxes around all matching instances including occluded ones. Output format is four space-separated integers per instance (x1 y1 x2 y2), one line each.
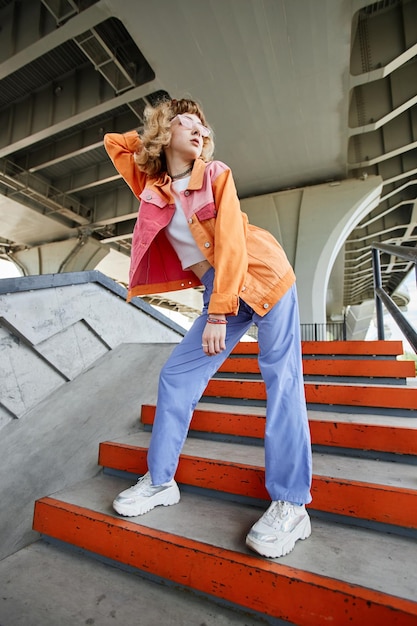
0 271 187 422
0 342 174 561
0 270 186 335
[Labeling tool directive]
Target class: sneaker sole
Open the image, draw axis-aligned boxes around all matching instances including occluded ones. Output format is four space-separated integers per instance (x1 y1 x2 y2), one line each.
245 515 312 559
113 484 181 517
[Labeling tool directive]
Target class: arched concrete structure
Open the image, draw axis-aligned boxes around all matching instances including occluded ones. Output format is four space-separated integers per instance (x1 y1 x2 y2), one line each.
0 0 416 331
0 193 109 275
12 236 108 275
242 175 383 324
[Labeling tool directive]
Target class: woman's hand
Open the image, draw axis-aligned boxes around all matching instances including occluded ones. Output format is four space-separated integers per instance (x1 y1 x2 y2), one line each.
202 316 227 355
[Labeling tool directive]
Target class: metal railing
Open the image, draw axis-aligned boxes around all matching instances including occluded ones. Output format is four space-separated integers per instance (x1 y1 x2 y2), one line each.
372 242 417 353
246 322 346 342
300 322 346 341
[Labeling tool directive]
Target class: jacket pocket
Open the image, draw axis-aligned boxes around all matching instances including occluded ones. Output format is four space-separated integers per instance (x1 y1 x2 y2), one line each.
195 202 217 221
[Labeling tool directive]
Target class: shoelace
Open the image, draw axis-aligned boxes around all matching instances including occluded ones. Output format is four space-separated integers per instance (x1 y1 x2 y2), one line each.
264 501 293 524
132 474 154 495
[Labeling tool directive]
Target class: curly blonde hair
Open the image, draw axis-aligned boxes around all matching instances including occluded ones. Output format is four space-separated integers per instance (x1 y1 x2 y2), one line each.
134 98 214 177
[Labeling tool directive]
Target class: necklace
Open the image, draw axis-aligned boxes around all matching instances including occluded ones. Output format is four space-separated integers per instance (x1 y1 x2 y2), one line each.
168 165 193 180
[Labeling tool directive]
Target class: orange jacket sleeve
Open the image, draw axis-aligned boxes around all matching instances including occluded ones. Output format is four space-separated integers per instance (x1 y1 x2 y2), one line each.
103 131 147 199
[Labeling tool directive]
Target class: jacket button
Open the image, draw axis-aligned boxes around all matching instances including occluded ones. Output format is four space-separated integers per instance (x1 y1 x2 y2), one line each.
184 190 190 196
188 218 193 224
146 194 152 200
263 303 270 309
204 242 211 248
241 286 246 292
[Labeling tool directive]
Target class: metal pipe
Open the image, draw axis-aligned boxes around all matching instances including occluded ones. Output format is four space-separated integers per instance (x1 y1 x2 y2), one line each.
372 247 385 340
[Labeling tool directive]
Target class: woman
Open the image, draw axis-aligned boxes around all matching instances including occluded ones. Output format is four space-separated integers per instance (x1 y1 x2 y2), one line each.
104 98 312 558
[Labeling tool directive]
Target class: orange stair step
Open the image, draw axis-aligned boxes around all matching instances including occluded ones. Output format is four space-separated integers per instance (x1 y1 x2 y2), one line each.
310 417 417 455
219 357 415 378
33 492 417 626
140 404 417 456
141 404 267 439
203 379 417 410
301 340 405 356
305 383 417 410
232 340 405 356
98 440 417 530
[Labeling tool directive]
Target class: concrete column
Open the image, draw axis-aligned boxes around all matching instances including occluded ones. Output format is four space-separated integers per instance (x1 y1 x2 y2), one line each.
241 175 383 324
345 300 376 340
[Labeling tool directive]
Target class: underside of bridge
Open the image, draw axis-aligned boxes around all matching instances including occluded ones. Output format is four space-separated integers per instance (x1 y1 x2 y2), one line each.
0 0 416 326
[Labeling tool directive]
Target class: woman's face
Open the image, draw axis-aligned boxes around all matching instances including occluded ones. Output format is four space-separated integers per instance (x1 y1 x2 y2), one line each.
167 113 209 160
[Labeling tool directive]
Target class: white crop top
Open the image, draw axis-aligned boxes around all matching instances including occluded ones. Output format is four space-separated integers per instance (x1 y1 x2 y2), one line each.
165 177 206 269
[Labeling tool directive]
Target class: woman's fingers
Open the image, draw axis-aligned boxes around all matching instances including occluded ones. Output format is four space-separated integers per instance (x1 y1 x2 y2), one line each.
202 325 226 355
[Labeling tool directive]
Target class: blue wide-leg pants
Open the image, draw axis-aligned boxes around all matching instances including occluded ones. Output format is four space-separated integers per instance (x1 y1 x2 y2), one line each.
147 268 312 504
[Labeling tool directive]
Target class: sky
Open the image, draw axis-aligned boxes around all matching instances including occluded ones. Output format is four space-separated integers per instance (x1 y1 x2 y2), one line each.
1 258 416 351
0 259 20 278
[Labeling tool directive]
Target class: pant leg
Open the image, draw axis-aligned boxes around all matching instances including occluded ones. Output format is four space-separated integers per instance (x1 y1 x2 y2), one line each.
148 269 254 485
255 285 312 504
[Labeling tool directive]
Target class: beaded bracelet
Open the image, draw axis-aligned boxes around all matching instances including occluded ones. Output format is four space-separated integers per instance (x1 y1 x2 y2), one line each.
207 317 228 325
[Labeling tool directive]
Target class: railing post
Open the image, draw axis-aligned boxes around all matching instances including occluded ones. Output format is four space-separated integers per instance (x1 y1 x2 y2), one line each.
372 247 385 340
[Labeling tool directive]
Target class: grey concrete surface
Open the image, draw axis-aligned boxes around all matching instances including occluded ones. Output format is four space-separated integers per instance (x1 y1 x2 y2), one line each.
49 473 417 603
106 430 417 490
0 342 175 561
0 541 272 626
0 272 185 423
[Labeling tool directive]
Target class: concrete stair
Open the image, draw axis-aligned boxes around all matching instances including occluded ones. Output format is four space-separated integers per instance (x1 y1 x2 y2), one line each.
33 341 417 625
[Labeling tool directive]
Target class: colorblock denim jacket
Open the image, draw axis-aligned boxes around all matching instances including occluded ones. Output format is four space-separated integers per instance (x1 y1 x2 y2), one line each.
104 131 295 316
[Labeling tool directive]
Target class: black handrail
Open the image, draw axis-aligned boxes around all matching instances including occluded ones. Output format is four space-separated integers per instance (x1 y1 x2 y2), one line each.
371 243 417 353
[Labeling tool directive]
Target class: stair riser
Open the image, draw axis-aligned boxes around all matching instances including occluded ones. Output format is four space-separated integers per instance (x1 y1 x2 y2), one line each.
98 443 417 530
219 358 414 379
141 405 417 456
232 341 405 356
204 380 417 410
309 421 417 456
33 498 417 626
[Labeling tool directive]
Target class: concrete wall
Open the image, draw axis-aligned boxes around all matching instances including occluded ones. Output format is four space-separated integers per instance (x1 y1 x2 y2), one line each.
0 342 175 561
0 271 188 560
0 271 186 426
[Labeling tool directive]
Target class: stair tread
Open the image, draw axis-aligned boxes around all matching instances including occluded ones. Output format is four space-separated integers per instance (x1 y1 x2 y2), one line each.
204 379 417 411
41 472 417 603
233 340 406 356
194 401 417 428
103 432 417 491
221 356 415 379
212 372 416 392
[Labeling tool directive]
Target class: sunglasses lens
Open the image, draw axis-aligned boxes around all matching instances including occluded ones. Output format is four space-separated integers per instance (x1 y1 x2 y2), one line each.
177 115 210 137
179 115 192 129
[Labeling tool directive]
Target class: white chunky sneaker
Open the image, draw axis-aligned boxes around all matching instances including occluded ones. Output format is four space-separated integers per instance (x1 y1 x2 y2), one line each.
246 500 311 558
113 472 180 517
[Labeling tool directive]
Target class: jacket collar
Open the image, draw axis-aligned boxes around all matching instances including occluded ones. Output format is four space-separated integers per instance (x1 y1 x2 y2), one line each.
152 159 206 197
187 158 206 190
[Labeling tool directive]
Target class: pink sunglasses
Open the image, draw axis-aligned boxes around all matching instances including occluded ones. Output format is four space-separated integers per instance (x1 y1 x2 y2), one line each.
172 114 211 137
